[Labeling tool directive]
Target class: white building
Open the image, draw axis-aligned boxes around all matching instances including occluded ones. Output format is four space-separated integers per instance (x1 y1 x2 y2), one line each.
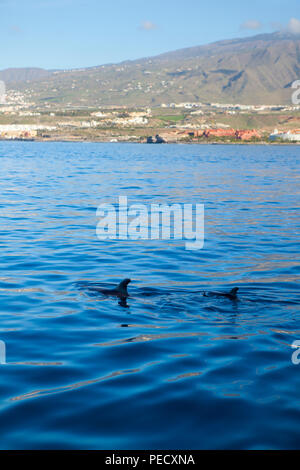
0 124 56 132
269 129 300 142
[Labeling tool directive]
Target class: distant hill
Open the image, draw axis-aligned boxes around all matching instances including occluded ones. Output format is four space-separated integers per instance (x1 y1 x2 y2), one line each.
3 32 300 106
0 67 53 83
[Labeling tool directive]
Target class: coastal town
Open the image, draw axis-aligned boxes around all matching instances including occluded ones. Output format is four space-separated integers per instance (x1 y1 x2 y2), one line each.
1 91 300 143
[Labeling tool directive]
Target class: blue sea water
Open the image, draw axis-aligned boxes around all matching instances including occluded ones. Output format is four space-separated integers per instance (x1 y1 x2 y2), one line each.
0 141 299 450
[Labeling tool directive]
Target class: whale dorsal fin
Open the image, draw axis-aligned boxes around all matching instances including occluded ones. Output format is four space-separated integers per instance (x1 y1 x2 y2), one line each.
117 278 131 297
118 278 130 288
229 287 239 296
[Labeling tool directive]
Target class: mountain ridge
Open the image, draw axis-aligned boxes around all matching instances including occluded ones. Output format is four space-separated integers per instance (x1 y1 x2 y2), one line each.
2 32 300 106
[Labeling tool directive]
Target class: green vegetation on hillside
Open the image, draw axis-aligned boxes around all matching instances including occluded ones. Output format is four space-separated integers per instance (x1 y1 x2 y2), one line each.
4 32 300 107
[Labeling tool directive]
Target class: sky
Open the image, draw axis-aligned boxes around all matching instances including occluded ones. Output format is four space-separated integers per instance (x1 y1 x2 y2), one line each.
1 0 300 70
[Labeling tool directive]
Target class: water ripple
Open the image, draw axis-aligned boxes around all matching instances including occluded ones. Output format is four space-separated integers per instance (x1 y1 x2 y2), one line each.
0 142 299 449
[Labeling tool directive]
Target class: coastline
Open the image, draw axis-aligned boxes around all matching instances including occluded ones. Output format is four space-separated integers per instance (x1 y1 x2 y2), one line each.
0 137 299 145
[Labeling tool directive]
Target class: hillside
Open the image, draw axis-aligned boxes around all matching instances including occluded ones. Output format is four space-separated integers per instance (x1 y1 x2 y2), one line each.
0 67 52 84
3 32 300 106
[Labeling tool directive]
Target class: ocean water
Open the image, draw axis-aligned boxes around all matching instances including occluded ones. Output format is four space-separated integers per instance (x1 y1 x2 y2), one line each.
0 141 299 450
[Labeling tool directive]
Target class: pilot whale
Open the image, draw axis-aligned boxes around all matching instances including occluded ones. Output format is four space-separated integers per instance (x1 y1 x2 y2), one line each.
90 278 131 299
203 287 239 300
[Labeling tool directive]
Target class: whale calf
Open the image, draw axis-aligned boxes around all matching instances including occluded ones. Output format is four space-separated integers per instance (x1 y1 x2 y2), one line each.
90 278 131 299
203 287 239 300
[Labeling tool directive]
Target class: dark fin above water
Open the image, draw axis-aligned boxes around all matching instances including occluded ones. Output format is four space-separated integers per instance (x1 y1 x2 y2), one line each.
117 278 131 298
229 287 239 297
85 278 131 299
203 287 239 299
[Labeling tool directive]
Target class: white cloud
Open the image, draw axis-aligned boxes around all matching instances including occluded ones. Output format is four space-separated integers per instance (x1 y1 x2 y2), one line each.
286 18 300 35
140 21 157 31
240 20 263 31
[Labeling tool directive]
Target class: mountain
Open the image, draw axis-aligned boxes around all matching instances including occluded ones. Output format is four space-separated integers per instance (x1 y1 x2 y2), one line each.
0 68 52 83
3 32 300 106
